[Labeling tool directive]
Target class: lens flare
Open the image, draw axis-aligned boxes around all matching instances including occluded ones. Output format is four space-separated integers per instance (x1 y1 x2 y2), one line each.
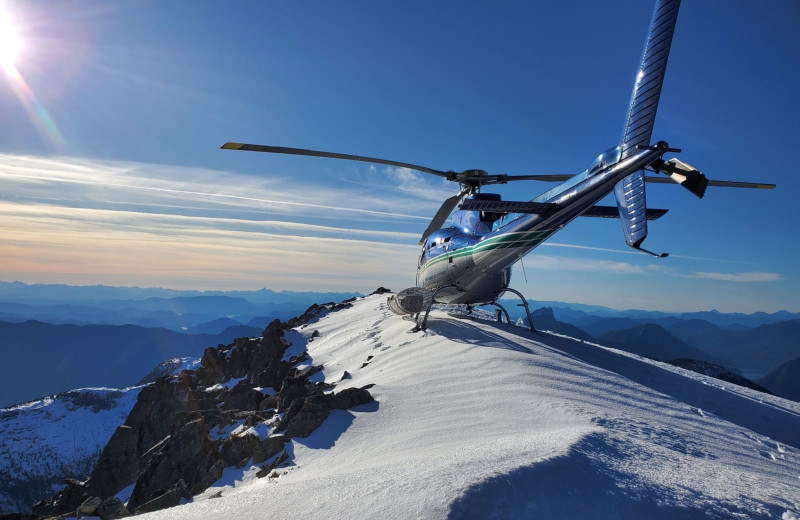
1 5 67 149
0 7 22 71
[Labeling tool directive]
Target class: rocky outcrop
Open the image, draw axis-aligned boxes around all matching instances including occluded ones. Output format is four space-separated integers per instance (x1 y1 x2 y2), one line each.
31 299 373 518
276 387 375 438
125 418 219 510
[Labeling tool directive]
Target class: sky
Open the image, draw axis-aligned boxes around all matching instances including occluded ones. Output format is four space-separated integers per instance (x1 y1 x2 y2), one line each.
0 0 798 313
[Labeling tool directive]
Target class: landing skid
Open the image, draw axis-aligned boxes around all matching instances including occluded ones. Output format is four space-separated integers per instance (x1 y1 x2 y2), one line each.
412 285 539 335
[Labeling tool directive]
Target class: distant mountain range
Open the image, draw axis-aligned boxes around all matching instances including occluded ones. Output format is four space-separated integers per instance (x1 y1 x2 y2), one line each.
495 297 800 330
0 320 262 408
521 306 799 401
0 281 361 306
0 283 364 408
1 282 797 408
0 281 362 333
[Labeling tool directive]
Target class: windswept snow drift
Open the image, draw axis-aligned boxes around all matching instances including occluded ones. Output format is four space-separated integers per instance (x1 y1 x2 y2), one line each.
97 296 800 517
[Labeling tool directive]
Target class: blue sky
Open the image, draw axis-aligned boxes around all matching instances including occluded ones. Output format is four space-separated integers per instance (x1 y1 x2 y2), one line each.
1 0 798 312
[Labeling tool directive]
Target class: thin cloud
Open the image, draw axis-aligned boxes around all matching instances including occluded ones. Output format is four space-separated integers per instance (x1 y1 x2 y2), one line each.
691 272 784 283
521 255 646 275
0 157 430 222
541 241 747 263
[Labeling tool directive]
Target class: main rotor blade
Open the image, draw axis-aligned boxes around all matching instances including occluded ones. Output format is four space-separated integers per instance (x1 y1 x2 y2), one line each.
222 142 450 178
644 176 775 190
419 189 469 245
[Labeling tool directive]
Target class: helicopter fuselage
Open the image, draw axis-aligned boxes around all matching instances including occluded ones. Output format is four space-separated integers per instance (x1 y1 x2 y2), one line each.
416 145 663 305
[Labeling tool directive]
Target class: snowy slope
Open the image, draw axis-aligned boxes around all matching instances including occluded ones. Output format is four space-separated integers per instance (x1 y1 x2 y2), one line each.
0 387 141 513
124 296 796 518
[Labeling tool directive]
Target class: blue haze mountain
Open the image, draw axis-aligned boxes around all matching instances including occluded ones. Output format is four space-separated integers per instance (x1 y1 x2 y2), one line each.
759 357 800 401
0 321 259 408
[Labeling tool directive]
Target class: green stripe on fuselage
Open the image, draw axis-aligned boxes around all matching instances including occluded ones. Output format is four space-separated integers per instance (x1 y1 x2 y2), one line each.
418 230 552 274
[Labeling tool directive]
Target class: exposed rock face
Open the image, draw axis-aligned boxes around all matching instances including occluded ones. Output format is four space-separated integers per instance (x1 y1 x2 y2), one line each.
126 419 219 510
277 387 375 438
32 299 373 517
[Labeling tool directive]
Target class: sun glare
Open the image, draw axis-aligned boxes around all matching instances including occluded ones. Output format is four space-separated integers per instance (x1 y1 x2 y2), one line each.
0 6 22 71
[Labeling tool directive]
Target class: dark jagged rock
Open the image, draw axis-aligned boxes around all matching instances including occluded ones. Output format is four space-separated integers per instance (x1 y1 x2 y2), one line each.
84 425 139 501
277 395 332 438
253 436 287 464
276 376 324 412
86 375 199 501
126 419 219 510
276 388 374 438
256 448 290 478
220 383 264 412
251 358 290 389
219 434 259 466
131 485 182 516
191 460 225 495
30 477 88 517
332 387 375 410
95 496 130 519
32 295 377 517
371 287 391 295
78 496 102 516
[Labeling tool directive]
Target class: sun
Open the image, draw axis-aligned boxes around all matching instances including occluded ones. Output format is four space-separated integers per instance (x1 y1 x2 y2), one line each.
0 6 22 71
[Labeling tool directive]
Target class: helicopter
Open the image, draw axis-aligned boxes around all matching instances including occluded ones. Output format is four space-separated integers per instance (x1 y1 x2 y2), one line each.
222 0 774 332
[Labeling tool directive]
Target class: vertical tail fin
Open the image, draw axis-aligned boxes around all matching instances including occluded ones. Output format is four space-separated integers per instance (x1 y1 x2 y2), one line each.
620 0 682 158
616 0 681 256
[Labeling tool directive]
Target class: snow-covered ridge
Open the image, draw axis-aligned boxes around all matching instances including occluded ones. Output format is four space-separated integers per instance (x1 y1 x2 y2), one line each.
136 294 799 519
0 386 141 513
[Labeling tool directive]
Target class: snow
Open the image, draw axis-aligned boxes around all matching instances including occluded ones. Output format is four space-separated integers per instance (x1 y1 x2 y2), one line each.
203 376 247 393
108 296 800 518
0 386 142 512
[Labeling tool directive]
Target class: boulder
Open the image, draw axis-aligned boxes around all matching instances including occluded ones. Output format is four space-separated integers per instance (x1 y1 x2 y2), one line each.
276 377 323 412
95 497 130 519
332 387 375 410
253 436 286 464
275 395 332 438
219 434 259 466
78 496 102 516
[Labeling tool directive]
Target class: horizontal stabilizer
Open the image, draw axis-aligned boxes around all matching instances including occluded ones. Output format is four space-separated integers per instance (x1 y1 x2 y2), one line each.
582 205 668 220
458 199 560 216
458 199 668 221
